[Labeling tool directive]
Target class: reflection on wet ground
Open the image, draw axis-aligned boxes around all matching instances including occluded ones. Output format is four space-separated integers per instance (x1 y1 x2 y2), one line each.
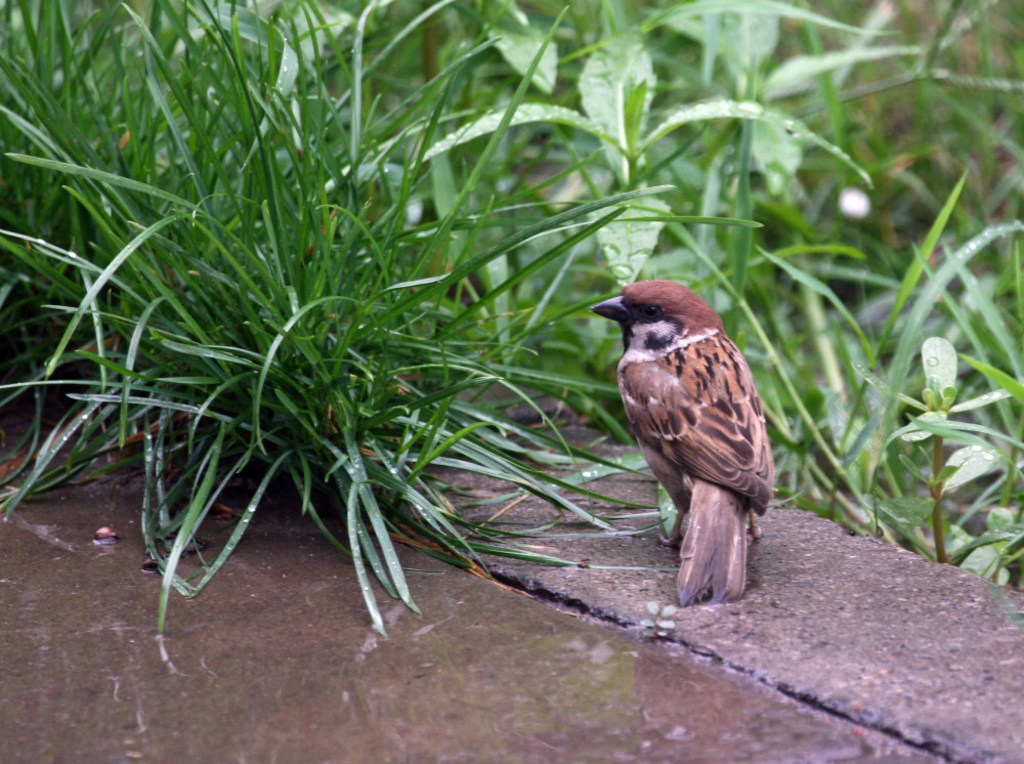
1 479 930 762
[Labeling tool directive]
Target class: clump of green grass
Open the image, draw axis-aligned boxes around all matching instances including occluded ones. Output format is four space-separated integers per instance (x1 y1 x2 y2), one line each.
0 0 670 633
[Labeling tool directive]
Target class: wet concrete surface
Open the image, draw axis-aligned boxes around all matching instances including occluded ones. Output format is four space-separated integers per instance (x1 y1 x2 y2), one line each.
1 476 932 763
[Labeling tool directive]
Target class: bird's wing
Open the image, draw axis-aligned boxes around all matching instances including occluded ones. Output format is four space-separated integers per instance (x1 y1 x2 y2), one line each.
618 336 774 512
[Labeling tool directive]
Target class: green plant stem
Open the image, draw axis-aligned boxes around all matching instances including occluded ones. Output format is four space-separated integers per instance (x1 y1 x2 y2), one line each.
801 283 844 396
421 0 439 83
931 434 947 564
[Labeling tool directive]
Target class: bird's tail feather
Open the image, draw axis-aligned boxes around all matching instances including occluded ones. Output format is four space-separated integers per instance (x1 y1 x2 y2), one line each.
676 479 748 606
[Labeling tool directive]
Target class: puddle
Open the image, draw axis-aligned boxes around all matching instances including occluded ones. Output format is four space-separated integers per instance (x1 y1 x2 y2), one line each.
0 479 931 762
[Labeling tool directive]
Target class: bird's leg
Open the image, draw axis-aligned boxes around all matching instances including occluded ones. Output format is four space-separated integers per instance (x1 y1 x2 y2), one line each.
659 483 692 549
748 511 763 540
661 509 686 549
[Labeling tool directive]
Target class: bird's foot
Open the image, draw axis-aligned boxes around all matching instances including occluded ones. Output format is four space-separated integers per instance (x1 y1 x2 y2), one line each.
659 532 683 550
748 515 763 540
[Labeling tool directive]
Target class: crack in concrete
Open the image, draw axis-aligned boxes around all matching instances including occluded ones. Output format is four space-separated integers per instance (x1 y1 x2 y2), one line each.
491 564 1002 764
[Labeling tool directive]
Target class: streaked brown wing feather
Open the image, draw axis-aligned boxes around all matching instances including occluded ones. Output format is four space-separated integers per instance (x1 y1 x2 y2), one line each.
619 336 773 512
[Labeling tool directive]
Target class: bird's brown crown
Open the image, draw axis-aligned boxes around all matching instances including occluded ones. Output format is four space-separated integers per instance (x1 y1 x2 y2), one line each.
621 280 724 332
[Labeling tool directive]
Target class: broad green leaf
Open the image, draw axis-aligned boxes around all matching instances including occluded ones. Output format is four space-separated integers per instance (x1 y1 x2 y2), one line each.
987 506 1016 531
642 99 871 187
949 525 1024 568
752 119 802 195
875 495 933 532
580 35 655 181
765 45 920 97
942 444 1002 492
494 24 558 94
949 525 1008 583
730 9 780 70
652 0 873 36
670 9 780 81
598 198 670 285
424 104 604 161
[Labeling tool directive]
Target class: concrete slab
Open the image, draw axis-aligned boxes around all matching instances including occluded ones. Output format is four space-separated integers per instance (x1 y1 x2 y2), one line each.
455 434 1024 764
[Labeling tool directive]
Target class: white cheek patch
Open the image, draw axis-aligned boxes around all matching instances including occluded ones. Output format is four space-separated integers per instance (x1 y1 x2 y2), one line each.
619 328 719 366
620 346 665 365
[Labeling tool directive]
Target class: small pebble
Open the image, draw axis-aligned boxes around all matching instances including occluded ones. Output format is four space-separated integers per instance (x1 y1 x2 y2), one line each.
93 526 119 545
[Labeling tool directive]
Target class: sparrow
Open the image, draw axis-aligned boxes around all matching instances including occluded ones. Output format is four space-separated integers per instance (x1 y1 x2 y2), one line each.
591 280 774 606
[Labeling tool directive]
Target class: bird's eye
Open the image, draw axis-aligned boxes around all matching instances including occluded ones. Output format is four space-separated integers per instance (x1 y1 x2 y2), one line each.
640 304 663 320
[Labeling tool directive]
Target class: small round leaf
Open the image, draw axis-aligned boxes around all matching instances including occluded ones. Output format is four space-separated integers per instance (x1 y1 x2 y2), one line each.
921 337 958 390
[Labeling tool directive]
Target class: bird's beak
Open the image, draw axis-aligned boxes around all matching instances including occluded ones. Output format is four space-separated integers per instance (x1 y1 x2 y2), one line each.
591 295 629 323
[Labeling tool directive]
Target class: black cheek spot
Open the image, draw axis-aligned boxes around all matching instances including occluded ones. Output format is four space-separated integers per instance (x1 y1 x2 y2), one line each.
644 331 673 351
